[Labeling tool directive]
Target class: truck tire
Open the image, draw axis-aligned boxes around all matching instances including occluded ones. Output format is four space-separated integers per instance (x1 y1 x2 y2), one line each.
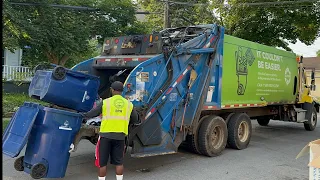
185 115 213 155
227 113 252 150
198 115 228 157
257 118 270 126
304 107 317 131
186 134 200 154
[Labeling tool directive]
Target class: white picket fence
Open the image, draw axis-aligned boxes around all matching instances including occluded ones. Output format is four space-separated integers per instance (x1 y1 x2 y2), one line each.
2 65 34 81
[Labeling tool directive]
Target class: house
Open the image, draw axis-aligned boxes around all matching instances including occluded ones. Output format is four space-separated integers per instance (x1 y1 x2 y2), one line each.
2 48 33 81
2 49 23 66
303 57 320 97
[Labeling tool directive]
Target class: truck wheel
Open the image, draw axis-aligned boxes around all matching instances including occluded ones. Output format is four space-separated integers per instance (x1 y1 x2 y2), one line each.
227 113 252 150
304 107 317 131
185 115 212 155
14 156 24 171
198 115 228 157
257 118 270 126
221 113 235 148
186 134 200 155
30 163 47 179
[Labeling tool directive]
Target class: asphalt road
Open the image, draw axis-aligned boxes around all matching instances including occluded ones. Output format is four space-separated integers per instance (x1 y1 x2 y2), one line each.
3 115 320 180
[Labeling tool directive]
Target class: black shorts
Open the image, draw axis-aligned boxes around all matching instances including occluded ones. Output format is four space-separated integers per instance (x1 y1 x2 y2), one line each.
95 137 125 167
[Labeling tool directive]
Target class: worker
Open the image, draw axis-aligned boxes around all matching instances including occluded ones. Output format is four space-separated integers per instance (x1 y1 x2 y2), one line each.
82 81 140 180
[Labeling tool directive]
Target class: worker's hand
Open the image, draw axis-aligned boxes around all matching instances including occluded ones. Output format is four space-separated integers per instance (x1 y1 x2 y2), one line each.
79 113 87 123
69 143 75 153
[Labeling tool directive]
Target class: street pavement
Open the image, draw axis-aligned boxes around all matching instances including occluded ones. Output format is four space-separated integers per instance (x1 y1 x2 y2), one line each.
3 115 320 180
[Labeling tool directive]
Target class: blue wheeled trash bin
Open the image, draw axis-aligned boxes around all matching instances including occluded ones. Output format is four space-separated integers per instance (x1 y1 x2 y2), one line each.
29 66 100 112
2 102 83 179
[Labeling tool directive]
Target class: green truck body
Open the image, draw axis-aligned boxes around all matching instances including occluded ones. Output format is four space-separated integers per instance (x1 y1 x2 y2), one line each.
222 35 298 106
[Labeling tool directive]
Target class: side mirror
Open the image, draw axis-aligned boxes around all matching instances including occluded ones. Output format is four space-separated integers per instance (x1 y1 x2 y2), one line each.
310 69 315 91
311 70 315 80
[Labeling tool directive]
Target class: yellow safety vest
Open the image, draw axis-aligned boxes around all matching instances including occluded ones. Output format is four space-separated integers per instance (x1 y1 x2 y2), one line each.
100 95 133 135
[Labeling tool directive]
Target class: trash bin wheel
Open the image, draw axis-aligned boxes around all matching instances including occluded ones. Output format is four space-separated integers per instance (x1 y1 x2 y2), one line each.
52 66 67 80
14 156 24 171
30 163 47 179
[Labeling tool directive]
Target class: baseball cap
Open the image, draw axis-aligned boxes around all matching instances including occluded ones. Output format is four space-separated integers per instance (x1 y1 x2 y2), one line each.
111 81 124 92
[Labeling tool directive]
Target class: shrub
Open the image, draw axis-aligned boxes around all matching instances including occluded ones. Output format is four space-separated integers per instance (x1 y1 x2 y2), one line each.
2 93 48 117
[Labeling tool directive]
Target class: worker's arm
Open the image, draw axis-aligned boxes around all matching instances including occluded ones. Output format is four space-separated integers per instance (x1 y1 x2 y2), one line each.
129 108 140 125
82 102 102 119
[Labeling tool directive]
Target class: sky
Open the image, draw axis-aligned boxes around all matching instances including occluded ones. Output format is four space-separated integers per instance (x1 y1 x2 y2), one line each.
288 38 320 57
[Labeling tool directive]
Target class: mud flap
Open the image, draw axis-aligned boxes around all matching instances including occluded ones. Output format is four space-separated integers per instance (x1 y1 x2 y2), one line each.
2 102 40 158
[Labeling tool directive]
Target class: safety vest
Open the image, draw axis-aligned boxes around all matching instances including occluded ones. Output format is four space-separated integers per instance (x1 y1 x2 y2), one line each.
100 95 133 135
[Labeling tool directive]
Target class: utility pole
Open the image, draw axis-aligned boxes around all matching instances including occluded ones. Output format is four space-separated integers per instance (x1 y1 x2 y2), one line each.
164 0 170 28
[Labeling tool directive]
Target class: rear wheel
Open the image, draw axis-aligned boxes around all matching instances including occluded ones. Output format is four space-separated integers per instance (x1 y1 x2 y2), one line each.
30 163 47 179
198 115 228 157
227 113 252 150
257 117 270 126
14 156 24 171
52 66 67 80
304 107 317 131
179 134 199 154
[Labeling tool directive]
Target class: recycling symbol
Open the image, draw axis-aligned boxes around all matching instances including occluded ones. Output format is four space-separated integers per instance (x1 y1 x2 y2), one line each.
284 67 291 85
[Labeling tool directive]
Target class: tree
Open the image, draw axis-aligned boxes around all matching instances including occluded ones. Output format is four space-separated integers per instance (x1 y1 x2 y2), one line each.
214 0 320 51
138 0 320 50
317 50 320 57
138 0 217 31
3 0 150 67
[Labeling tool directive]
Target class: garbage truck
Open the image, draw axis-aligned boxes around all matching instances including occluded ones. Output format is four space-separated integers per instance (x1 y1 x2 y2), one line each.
70 24 318 158
2 24 319 179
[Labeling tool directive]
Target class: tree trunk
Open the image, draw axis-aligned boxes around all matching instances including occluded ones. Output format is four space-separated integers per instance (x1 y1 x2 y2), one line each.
45 51 59 65
59 55 69 66
45 51 69 66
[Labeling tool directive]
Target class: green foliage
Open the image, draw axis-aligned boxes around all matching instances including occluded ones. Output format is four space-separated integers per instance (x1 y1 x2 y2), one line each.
215 0 320 51
138 0 320 50
2 1 26 52
138 0 216 31
317 50 320 57
121 21 152 35
2 93 48 117
3 0 147 67
3 119 10 133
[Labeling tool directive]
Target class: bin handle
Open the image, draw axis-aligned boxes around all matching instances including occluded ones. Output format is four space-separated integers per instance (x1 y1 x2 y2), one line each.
82 91 88 102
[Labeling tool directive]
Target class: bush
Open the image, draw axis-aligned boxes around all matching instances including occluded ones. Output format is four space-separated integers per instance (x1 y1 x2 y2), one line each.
2 93 48 117
3 119 10 133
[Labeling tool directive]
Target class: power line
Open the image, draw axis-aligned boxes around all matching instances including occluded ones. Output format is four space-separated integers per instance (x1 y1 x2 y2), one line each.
241 0 318 6
159 0 207 6
251 5 315 9
8 2 99 11
8 2 162 14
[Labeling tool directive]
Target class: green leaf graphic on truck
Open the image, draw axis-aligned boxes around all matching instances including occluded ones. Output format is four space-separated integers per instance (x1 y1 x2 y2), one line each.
235 47 255 95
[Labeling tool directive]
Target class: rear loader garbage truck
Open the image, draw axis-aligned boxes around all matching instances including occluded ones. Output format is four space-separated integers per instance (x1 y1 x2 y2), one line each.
2 24 319 179
71 24 318 158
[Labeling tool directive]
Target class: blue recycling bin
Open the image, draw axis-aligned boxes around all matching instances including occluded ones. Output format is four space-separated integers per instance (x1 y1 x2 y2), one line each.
2 102 83 179
29 67 100 112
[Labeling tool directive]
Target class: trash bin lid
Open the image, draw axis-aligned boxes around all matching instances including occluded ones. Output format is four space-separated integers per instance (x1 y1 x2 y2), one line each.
2 103 40 158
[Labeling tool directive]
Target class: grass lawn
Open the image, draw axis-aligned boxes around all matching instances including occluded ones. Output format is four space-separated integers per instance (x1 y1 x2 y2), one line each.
2 93 48 133
3 118 10 133
3 93 48 118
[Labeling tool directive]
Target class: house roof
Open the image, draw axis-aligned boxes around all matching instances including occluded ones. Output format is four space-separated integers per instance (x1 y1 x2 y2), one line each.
303 57 320 70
